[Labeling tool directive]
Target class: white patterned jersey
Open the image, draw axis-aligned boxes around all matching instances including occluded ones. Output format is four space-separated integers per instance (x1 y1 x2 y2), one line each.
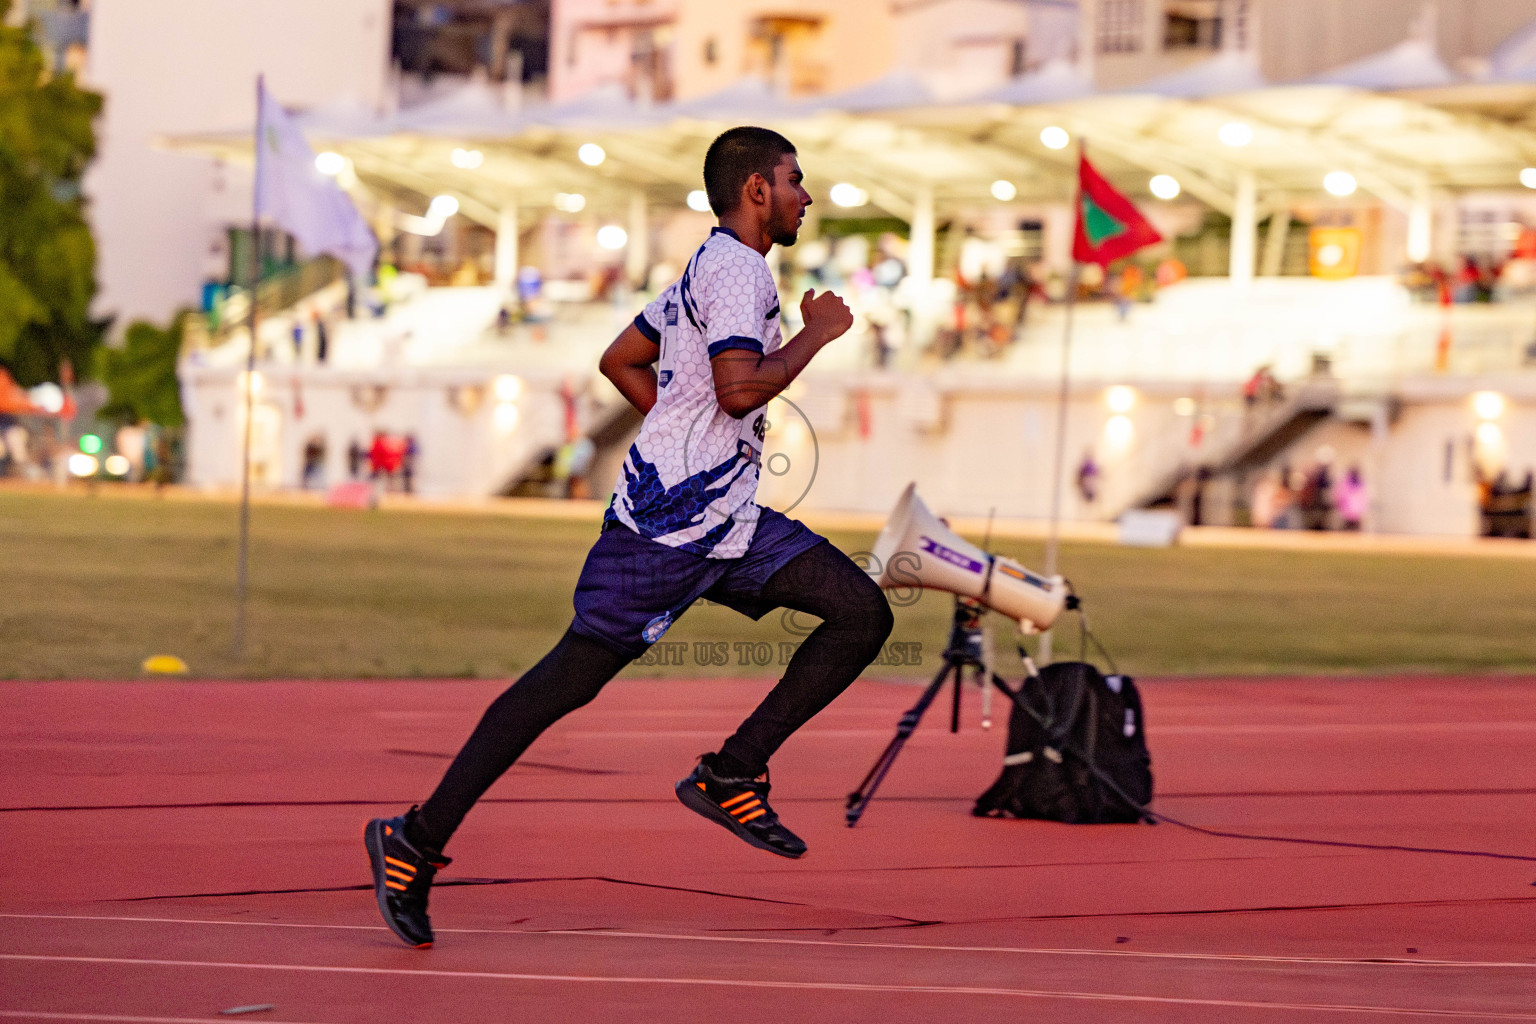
605 227 783 558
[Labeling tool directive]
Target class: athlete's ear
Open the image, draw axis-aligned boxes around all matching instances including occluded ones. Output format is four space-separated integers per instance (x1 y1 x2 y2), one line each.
745 171 769 208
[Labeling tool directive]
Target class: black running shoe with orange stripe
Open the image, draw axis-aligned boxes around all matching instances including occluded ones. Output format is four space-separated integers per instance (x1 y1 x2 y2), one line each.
675 756 807 859
364 809 450 948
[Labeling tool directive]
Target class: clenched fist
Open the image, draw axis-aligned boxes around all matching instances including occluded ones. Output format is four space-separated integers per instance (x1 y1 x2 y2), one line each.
800 289 854 342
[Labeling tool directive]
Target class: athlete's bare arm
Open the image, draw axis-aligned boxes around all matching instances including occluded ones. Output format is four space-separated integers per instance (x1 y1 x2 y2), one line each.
599 322 662 415
710 289 853 418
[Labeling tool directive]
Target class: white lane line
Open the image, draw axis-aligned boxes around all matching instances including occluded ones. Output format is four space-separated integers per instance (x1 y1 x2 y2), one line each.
0 1013 320 1024
3 913 1534 970
561 723 1536 739
1155 723 1536 735
530 929 1536 971
2 953 1532 1019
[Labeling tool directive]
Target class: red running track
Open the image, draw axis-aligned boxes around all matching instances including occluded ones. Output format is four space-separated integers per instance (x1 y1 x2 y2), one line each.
2 675 1535 1022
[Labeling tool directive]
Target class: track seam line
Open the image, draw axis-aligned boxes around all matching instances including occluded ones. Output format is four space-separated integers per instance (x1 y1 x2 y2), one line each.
0 1012 323 1024
4 914 1536 969
2 953 1533 1018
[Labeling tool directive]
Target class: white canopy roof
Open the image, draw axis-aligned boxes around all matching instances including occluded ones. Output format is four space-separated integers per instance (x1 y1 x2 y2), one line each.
1128 50 1266 98
797 70 935 114
975 58 1094 106
163 67 1536 233
1304 38 1456 90
1490 16 1536 81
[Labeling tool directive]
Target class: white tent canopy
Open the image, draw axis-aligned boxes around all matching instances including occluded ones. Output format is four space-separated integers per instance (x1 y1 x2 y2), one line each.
666 76 805 122
294 97 396 139
1489 16 1536 80
164 67 1536 263
393 80 524 137
798 70 935 114
975 58 1093 106
1128 50 1266 98
1305 38 1457 90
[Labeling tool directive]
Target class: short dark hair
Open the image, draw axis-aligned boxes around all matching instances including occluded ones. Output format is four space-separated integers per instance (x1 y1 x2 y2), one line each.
702 126 797 216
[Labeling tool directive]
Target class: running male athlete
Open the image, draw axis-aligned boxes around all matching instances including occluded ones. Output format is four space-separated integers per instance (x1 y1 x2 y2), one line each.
365 126 895 948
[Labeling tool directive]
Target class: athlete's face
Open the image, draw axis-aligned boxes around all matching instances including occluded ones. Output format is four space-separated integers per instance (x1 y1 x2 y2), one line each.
766 155 811 247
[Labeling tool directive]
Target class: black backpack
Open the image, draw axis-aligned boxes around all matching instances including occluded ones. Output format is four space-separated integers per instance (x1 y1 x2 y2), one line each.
974 661 1153 824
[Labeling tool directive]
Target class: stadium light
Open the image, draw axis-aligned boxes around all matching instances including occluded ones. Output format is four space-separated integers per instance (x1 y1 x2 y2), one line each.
314 151 345 176
494 402 520 434
429 195 459 219
1472 391 1505 421
687 190 711 212
27 382 64 413
493 374 524 403
1149 175 1181 200
68 453 98 477
578 143 606 166
554 192 587 213
450 148 483 169
596 225 628 250
1324 171 1357 197
1106 385 1136 413
1219 122 1253 147
1040 126 1069 150
1104 414 1134 450
990 179 1017 201
829 183 868 208
104 454 130 476
1521 167 1536 190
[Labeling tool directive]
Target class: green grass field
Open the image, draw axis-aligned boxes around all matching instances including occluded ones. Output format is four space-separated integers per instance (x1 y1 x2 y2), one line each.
3 489 1534 680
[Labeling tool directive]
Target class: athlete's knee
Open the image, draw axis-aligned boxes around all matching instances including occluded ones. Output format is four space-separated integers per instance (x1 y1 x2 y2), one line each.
840 566 894 642
497 628 628 717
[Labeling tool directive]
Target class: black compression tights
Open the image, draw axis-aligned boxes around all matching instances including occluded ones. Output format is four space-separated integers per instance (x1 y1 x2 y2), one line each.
412 540 893 852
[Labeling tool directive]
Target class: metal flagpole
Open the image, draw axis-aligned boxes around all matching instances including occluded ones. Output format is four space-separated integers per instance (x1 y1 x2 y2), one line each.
1038 259 1080 667
233 74 263 659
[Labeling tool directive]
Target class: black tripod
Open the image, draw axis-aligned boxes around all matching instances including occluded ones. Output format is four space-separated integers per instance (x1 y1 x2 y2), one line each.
846 597 1010 826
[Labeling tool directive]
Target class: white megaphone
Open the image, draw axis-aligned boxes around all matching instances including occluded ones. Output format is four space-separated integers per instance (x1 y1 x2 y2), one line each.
868 483 1067 633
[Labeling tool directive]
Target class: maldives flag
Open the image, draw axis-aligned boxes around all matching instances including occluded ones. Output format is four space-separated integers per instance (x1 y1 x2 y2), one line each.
1072 153 1162 267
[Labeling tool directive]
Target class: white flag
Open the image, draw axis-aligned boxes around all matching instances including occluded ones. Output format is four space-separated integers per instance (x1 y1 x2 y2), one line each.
254 79 378 279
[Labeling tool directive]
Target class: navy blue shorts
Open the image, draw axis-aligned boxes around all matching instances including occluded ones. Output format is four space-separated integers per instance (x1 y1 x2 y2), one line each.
570 507 827 658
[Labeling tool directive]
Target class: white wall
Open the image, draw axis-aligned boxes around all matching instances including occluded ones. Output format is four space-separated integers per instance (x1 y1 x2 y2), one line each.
85 0 391 334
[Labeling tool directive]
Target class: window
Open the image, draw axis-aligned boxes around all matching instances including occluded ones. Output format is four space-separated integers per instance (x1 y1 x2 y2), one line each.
747 15 825 95
1164 0 1222 51
1097 0 1144 55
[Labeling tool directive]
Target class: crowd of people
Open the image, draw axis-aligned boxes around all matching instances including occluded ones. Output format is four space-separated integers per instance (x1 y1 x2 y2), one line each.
1478 467 1535 539
1250 460 1368 531
308 431 420 493
1401 231 1536 305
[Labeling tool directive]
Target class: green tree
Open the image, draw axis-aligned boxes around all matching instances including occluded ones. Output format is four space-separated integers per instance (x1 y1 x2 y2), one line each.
97 313 186 427
0 0 104 387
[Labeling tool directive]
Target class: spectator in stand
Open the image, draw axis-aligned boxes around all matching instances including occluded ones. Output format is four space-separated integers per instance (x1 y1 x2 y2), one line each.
1453 256 1487 303
1274 466 1304 529
1250 469 1282 528
402 434 419 494
301 435 326 490
347 437 365 479
1335 466 1368 531
1190 465 1213 526
1076 450 1100 505
1155 257 1187 289
368 431 394 486
1299 459 1334 531
314 313 330 364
